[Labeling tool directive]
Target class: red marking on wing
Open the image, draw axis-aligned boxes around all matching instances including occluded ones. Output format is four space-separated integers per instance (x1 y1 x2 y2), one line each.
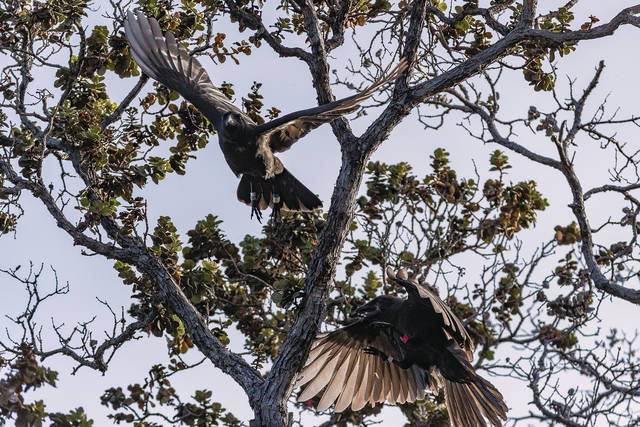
400 333 409 343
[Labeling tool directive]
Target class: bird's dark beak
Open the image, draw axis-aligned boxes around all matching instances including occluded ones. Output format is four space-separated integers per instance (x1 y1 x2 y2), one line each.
353 302 379 319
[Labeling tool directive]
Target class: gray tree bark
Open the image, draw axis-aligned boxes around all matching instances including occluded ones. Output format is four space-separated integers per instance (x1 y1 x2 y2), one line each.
2 1 640 426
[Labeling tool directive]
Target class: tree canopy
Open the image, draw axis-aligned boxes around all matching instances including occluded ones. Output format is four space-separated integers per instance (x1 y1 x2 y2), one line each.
1 0 640 426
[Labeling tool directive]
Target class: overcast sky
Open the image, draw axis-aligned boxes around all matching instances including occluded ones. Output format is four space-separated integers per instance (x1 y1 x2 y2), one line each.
2 1 640 426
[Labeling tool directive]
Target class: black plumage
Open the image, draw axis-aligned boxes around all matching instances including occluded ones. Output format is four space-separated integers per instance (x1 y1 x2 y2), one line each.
296 267 508 426
124 11 407 221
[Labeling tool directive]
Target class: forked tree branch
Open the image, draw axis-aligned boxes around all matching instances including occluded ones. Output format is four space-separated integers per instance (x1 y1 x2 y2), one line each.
3 2 640 426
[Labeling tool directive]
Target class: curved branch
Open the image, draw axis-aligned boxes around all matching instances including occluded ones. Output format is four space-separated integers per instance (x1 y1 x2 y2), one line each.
325 0 352 51
37 310 156 373
552 66 640 305
0 161 138 262
223 0 311 61
583 183 640 200
295 0 355 144
100 75 148 130
556 142 640 304
445 88 563 170
1 143 265 404
425 4 510 36
360 4 640 153
523 5 640 43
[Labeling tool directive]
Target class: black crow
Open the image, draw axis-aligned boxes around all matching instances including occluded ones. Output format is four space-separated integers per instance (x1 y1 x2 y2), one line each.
124 11 407 221
295 267 508 426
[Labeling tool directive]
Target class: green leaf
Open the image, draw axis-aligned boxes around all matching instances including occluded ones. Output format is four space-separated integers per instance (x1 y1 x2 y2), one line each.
171 314 185 337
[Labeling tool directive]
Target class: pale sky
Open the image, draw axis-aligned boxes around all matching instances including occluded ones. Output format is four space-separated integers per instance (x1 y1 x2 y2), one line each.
1 1 640 426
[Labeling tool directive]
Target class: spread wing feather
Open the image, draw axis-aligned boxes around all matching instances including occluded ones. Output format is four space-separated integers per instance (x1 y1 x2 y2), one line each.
350 354 370 411
124 11 244 128
297 345 344 402
334 351 362 412
295 319 427 412
256 59 408 153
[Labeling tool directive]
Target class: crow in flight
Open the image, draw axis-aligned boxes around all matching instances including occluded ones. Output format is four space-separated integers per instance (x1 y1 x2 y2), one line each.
296 267 508 426
124 11 407 221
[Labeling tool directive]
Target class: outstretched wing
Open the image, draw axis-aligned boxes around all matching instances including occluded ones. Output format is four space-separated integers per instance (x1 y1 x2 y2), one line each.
257 59 408 152
295 319 434 413
124 11 245 128
387 267 474 360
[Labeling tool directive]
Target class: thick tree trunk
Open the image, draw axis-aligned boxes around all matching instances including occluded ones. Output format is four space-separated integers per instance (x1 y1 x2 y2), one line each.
249 144 368 426
249 404 290 427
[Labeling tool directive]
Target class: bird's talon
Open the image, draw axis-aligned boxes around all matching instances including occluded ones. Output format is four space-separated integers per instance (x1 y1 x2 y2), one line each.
251 205 263 223
250 188 263 223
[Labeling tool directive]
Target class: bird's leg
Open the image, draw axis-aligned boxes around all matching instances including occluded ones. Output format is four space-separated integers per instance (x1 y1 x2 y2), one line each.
249 182 263 223
271 187 282 220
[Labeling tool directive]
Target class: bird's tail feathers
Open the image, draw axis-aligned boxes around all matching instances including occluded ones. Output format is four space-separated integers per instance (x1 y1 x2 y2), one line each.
273 168 322 212
236 169 322 214
443 376 508 427
439 341 507 426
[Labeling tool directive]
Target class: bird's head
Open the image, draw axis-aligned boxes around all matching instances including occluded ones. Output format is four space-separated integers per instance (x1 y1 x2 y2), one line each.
222 112 245 136
353 295 400 321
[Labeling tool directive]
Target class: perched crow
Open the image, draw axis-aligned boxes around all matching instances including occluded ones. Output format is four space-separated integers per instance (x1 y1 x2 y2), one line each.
296 267 508 427
124 11 407 221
